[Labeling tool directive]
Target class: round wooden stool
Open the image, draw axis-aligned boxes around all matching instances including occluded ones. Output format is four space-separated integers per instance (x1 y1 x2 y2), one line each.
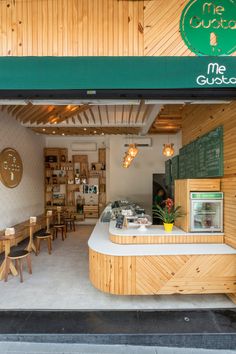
53 224 66 241
35 231 52 255
64 217 76 232
5 249 32 283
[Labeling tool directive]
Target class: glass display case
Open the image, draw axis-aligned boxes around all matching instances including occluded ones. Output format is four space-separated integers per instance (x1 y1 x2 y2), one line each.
190 192 223 232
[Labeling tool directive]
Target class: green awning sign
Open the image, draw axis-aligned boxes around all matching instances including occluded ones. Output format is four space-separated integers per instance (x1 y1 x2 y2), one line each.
180 0 236 56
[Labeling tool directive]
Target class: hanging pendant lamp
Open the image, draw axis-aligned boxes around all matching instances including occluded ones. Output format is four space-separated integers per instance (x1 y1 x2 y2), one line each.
162 143 174 157
127 144 138 158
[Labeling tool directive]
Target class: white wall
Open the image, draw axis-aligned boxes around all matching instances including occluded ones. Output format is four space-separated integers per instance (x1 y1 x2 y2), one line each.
108 134 182 213
0 111 45 229
45 133 182 214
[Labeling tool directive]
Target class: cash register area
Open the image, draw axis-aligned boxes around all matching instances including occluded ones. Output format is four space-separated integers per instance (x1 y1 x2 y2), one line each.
0 199 234 310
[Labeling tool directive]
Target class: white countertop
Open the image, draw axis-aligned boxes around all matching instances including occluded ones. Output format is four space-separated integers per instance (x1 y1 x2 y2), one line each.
109 220 224 237
88 221 236 256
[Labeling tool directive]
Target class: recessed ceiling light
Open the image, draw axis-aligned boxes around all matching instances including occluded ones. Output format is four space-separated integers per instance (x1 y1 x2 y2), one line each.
94 130 97 134
62 133 65 136
54 121 57 124
83 128 87 131
101 132 104 136
42 128 46 132
52 131 56 134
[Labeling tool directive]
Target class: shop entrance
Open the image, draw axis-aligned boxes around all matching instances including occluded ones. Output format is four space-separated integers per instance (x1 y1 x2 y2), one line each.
0 56 236 310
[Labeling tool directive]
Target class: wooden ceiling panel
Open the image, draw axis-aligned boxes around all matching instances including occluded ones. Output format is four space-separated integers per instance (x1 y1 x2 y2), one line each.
31 126 140 136
149 104 184 134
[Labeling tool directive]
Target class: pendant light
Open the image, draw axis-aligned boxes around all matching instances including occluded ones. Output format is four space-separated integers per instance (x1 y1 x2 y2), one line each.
127 143 138 158
162 143 174 157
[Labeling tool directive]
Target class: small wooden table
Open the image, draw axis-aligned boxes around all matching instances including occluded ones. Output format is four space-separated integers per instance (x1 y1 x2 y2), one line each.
0 235 18 281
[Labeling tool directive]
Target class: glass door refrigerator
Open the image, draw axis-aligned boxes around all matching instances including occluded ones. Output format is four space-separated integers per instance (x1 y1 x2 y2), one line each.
190 192 223 232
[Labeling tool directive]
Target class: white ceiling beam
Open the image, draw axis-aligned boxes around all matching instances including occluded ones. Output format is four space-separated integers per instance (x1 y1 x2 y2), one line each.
140 104 163 135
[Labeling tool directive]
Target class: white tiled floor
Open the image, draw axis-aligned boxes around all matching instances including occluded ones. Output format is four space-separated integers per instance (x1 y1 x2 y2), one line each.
0 225 235 310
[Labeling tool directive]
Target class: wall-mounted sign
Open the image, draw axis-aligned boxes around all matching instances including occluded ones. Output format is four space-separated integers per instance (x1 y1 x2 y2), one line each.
196 61 236 85
0 148 23 188
180 0 236 56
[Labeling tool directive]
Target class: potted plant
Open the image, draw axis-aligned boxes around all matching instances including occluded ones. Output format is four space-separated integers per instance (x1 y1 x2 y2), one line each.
153 198 182 232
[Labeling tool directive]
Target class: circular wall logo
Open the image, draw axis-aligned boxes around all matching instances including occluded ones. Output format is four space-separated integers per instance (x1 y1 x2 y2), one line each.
180 0 236 56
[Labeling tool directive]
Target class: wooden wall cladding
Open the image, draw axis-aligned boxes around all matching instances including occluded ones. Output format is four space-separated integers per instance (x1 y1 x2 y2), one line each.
0 0 143 56
143 0 192 56
181 102 236 248
1 0 235 57
89 248 236 296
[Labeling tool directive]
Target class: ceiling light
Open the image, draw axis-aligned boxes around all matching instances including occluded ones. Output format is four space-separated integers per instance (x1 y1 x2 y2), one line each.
162 143 174 157
62 133 65 136
42 128 46 132
94 130 97 134
52 131 56 134
83 128 87 131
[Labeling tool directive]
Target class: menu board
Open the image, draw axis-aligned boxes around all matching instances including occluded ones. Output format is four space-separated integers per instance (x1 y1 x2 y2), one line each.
179 147 186 179
195 126 223 178
165 159 172 187
172 126 223 179
185 142 195 178
171 155 179 181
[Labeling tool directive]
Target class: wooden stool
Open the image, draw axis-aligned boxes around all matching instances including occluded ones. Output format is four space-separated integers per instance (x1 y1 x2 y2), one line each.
53 224 66 241
35 231 52 255
5 250 32 283
64 217 76 232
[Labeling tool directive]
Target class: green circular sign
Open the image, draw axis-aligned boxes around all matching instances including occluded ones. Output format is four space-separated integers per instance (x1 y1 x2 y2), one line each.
180 0 236 56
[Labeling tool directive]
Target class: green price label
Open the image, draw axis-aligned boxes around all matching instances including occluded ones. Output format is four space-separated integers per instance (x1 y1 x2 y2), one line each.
180 0 236 56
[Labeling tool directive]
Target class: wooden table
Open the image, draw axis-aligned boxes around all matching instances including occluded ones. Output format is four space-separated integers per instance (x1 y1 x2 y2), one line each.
0 215 47 281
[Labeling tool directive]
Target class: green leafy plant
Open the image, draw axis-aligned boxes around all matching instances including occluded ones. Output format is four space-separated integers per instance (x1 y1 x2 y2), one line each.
153 198 183 224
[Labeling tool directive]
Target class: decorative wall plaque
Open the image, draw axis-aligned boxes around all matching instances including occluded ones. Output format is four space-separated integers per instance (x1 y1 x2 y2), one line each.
0 148 23 188
180 0 236 56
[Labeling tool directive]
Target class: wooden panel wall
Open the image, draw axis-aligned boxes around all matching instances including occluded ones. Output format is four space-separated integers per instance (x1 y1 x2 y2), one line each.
0 0 144 56
182 102 236 248
143 0 192 56
0 0 235 57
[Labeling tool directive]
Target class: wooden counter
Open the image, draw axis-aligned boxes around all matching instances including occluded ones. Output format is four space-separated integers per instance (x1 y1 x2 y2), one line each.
89 221 236 301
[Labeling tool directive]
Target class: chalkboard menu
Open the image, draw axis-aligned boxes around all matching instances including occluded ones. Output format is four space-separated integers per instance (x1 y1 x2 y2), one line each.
171 126 223 180
171 155 179 180
185 142 195 178
179 148 186 179
165 159 172 187
195 126 223 178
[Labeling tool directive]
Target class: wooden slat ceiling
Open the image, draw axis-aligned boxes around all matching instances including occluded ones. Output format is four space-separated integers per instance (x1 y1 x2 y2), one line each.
31 126 140 136
149 104 183 134
1 102 184 135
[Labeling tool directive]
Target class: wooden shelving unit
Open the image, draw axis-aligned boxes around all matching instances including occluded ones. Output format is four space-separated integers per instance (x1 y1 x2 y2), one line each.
44 147 106 220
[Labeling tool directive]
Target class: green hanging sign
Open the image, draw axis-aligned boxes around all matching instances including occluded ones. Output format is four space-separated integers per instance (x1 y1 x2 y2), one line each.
180 0 236 56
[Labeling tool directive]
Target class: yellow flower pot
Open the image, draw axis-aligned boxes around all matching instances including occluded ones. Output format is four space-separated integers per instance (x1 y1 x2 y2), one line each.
164 223 174 232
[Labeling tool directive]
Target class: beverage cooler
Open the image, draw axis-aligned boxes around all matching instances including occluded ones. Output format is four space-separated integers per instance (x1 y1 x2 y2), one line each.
190 192 223 232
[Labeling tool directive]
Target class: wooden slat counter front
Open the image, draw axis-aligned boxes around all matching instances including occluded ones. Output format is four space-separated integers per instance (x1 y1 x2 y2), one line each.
88 221 236 302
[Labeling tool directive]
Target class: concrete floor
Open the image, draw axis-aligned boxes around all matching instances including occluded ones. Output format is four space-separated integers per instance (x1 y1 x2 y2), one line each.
0 225 235 310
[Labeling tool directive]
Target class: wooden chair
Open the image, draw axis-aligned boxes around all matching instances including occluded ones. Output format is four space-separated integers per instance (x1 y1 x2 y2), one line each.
5 249 32 283
34 229 53 255
52 208 67 241
53 224 67 241
64 212 76 232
